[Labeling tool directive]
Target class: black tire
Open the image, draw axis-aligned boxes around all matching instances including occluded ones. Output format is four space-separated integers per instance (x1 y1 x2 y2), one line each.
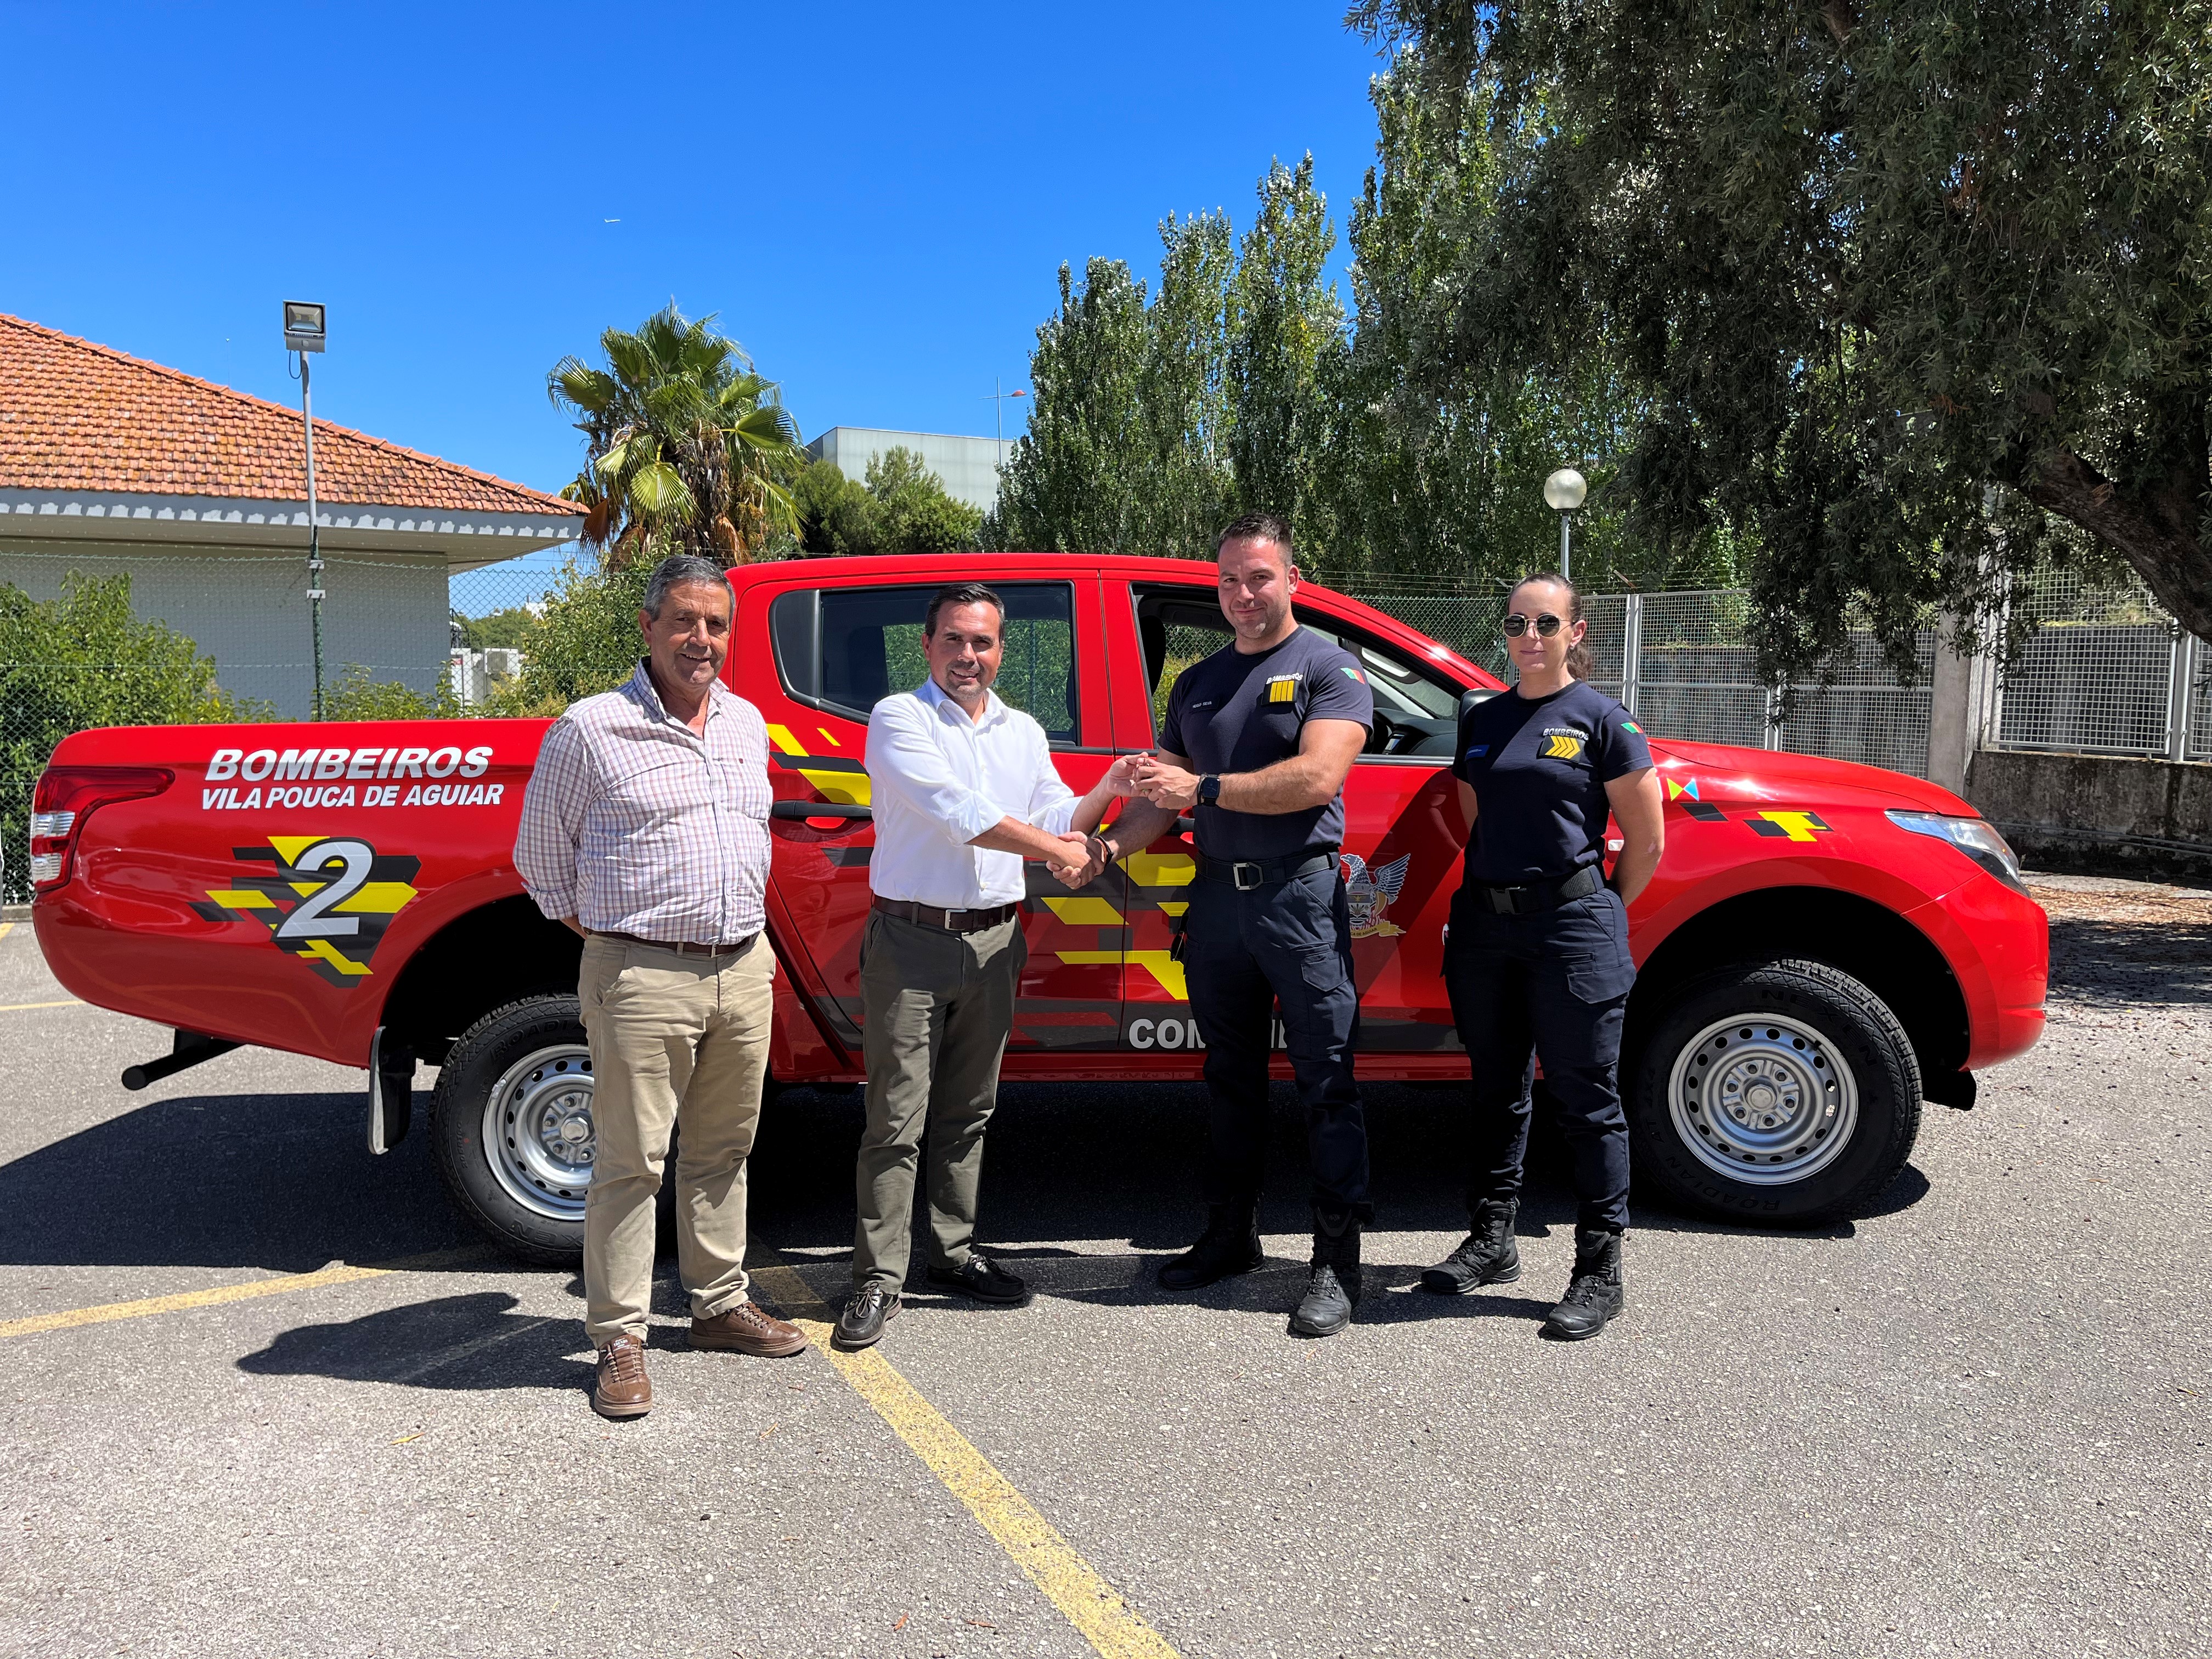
1628 958 1922 1225
432 995 594 1266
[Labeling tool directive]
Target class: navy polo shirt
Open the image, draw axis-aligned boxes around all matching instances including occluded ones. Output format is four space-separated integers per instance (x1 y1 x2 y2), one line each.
1452 679 1651 885
1160 628 1374 862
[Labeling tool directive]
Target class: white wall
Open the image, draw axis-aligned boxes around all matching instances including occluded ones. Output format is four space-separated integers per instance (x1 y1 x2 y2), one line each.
0 538 452 719
806 427 1008 514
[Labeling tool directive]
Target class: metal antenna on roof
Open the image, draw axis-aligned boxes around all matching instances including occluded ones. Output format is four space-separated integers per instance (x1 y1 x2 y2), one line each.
283 302 329 719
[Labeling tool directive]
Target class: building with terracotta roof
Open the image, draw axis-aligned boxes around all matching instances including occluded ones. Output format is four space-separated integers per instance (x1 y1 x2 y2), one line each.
0 313 582 715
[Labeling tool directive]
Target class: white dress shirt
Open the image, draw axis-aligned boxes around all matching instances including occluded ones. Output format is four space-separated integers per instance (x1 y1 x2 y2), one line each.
866 676 1078 908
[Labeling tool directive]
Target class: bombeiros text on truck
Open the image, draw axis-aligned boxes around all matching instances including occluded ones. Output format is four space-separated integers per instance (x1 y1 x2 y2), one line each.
29 554 2050 1259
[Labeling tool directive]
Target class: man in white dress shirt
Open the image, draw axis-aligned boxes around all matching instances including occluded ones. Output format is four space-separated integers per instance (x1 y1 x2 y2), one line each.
833 583 1128 1350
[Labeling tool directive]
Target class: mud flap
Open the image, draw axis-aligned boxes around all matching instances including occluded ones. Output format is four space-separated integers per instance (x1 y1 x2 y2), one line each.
368 1024 416 1154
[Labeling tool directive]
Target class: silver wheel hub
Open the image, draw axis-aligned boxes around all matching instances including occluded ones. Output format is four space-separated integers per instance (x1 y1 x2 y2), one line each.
481 1043 596 1222
1667 1013 1858 1186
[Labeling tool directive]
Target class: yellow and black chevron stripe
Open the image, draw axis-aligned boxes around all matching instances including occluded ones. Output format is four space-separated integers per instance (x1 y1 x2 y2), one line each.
191 836 420 986
766 724 872 806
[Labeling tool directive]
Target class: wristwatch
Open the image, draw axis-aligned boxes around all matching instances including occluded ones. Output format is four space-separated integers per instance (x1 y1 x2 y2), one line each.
1198 774 1222 806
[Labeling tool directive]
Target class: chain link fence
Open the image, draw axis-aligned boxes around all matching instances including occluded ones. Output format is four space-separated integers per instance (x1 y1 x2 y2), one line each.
5 548 2205 902
1989 567 2212 763
0 547 555 901
1346 584 1939 779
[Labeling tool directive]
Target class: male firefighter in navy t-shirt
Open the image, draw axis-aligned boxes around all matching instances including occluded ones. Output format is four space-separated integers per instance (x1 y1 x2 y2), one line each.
1092 512 1376 1338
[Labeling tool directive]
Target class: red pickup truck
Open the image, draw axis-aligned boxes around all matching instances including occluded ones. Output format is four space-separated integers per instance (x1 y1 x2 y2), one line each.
30 553 2048 1257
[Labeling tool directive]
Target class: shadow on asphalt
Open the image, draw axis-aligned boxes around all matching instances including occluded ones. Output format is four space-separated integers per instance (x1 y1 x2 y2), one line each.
0 1087 478 1276
0 1075 1933 1393
2047 917 2212 1006
0 1079 1894 1291
236 1290 590 1390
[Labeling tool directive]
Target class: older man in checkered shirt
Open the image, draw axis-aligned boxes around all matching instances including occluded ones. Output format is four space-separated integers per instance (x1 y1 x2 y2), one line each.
515 553 806 1420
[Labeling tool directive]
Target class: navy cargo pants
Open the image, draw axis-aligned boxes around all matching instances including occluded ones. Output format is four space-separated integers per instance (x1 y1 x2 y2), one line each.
1182 863 1372 1220
1443 884 1635 1231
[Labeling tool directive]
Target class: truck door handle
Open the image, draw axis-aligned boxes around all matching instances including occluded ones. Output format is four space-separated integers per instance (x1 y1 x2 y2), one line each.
771 801 872 821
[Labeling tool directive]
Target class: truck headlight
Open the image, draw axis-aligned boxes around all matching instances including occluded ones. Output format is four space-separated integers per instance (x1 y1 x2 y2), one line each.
1886 811 2025 893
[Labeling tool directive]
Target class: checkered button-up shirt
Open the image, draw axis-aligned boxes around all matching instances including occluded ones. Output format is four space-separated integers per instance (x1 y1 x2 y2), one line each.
515 662 771 944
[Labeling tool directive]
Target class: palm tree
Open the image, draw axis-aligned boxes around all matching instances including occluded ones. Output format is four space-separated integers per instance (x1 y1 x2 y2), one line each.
549 304 807 567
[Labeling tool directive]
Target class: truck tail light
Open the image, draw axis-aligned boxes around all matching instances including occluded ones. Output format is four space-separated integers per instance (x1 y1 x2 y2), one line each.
28 765 174 891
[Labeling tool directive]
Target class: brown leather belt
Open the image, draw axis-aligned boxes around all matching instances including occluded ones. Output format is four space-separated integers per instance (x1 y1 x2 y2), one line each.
872 896 1020 934
592 930 758 958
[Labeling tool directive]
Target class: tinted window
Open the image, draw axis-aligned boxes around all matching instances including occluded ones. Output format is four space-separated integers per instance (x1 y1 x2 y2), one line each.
1132 592 1234 737
1293 614 1463 721
770 582 1080 743
1131 583 1474 757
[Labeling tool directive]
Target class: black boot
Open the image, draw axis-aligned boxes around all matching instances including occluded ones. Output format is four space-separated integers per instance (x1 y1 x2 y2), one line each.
1541 1224 1625 1340
1289 1210 1361 1338
1159 1201 1263 1291
1420 1198 1521 1295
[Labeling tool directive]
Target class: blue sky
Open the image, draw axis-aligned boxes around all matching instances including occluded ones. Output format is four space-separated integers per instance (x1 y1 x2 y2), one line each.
4 3 1390 512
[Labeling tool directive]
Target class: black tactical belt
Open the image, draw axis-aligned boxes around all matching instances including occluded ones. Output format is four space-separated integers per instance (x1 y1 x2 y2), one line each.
1467 863 1606 916
1197 848 1341 891
873 896 1020 934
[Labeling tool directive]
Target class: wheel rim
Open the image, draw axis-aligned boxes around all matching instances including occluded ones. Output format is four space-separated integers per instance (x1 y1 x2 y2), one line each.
480 1043 596 1222
1666 1012 1859 1186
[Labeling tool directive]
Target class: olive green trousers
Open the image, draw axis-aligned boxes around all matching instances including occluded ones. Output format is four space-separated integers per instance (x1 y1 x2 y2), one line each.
852 908 1025 1293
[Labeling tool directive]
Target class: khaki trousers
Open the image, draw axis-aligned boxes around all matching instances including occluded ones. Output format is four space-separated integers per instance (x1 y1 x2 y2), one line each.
579 932 775 1346
853 909 1024 1293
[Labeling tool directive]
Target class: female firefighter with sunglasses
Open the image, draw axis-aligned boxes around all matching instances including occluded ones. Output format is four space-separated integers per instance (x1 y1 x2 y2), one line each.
1422 572 1665 1340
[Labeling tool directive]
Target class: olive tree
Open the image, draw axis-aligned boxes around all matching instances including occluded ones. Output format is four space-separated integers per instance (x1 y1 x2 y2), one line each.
1348 0 2212 680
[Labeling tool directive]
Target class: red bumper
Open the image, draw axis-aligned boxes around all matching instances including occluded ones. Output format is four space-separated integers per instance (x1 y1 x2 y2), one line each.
1905 872 2050 1071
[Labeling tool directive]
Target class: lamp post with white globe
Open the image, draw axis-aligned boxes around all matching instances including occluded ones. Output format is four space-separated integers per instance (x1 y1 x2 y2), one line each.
1543 466 1588 580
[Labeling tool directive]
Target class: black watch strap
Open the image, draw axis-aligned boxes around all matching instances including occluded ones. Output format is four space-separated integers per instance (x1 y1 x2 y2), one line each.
1199 774 1222 805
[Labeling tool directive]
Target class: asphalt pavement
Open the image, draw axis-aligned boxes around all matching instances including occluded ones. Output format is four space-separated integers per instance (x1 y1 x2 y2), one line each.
1 877 2207 1659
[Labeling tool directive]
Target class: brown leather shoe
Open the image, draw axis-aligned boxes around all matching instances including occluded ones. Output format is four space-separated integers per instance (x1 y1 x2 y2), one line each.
689 1299 809 1357
592 1333 652 1419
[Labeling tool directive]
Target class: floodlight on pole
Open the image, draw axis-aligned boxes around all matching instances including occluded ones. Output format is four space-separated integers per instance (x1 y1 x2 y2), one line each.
285 301 328 719
1543 466 1588 580
983 380 1029 474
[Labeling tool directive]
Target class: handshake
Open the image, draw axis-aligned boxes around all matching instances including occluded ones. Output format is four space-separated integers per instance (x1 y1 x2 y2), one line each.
1039 751 1204 890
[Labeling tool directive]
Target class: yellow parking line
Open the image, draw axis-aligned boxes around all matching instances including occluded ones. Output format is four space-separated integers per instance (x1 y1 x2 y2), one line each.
751 1258 1181 1659
0 998 86 1014
0 921 12 940
0 1247 489 1340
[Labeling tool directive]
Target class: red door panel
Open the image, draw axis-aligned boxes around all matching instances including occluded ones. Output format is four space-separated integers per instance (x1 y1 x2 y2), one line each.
744 571 1125 1070
1103 576 1480 1069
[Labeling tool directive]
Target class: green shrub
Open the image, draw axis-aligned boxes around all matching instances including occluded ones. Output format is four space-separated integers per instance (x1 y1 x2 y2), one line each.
1 573 274 900
483 557 652 718
322 664 464 721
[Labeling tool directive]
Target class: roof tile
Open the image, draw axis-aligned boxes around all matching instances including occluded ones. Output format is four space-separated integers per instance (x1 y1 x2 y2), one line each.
0 312 583 519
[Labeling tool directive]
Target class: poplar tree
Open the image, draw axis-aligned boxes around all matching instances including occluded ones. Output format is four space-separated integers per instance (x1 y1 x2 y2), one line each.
1226 158 1346 566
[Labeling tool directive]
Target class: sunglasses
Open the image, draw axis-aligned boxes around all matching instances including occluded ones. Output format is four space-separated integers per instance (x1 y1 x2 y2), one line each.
1501 612 1565 638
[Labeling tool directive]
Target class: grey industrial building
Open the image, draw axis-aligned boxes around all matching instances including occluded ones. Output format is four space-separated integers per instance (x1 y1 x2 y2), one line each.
804 427 1009 514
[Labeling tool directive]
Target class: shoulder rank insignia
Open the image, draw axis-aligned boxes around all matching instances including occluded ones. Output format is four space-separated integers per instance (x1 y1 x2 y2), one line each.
1543 731 1585 760
1266 674 1301 703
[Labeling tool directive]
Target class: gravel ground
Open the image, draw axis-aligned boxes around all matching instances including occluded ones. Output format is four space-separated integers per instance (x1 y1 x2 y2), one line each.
1 873 2206 1659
